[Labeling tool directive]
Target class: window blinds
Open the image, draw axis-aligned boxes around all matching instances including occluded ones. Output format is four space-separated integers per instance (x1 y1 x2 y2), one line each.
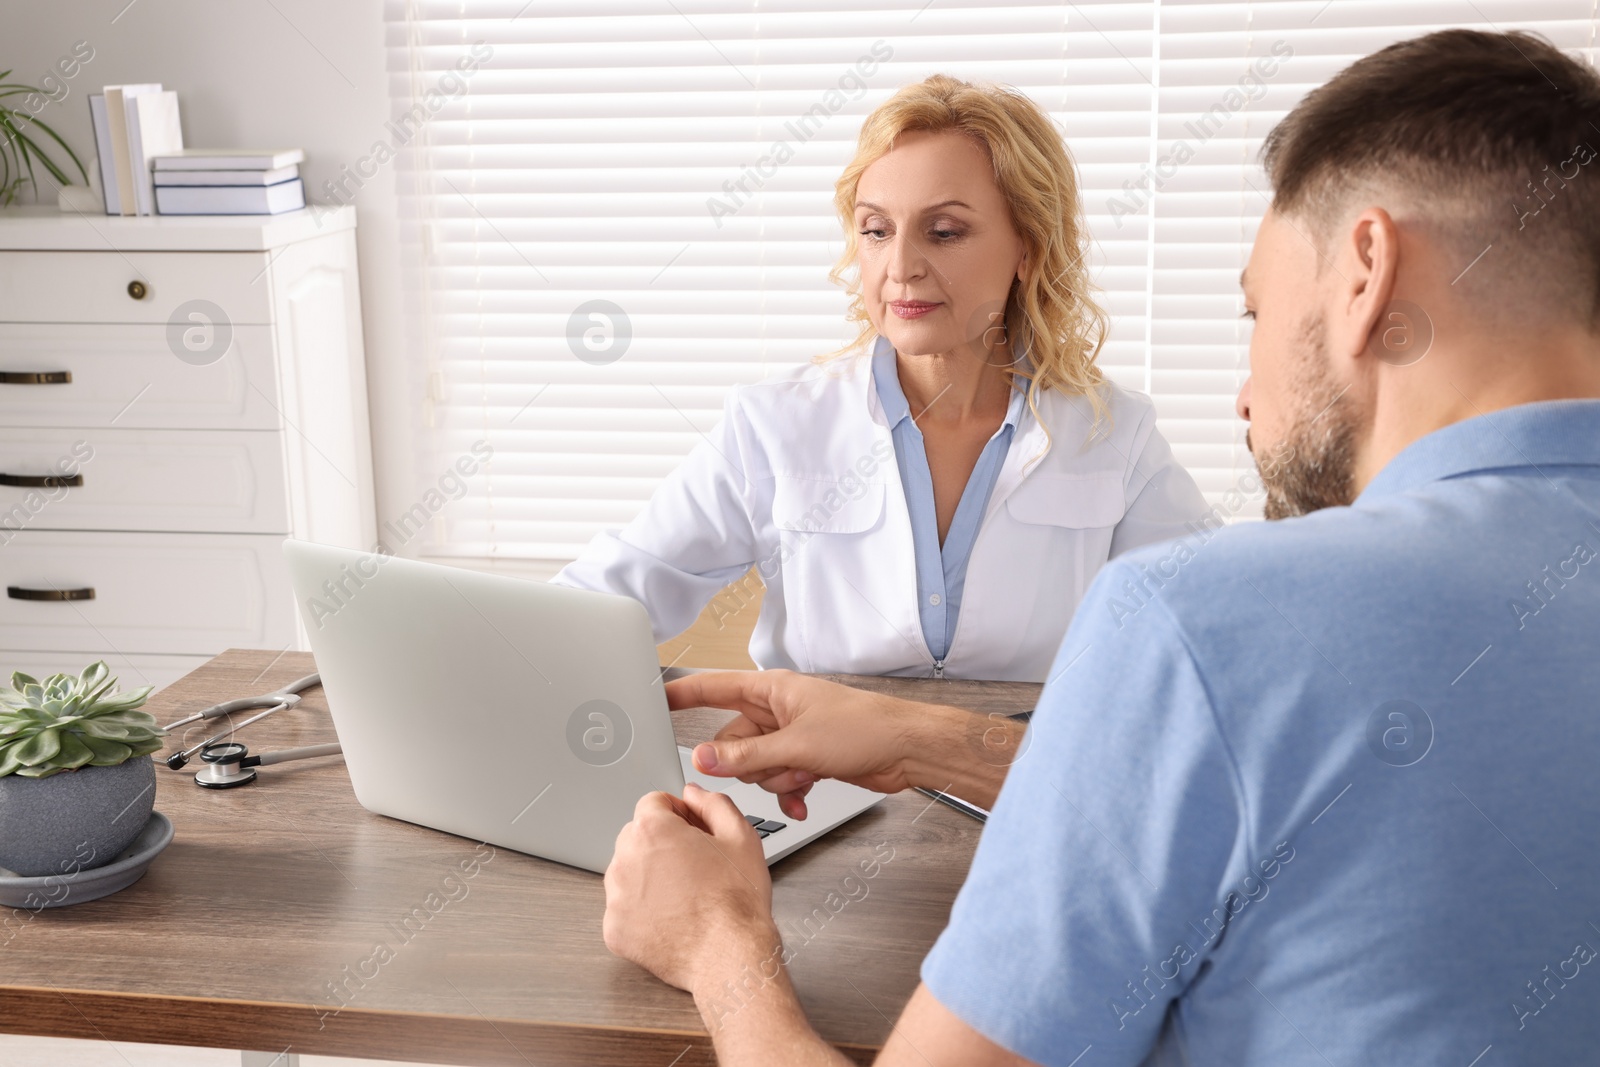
383 0 1598 568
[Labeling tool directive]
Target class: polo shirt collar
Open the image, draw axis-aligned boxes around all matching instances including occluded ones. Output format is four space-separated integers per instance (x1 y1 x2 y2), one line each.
1357 398 1600 502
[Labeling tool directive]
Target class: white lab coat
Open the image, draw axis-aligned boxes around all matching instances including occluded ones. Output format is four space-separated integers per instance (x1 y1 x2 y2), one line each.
552 351 1209 681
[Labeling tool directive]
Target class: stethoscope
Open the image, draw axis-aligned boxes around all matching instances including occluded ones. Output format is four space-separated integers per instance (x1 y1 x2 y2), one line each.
160 673 343 789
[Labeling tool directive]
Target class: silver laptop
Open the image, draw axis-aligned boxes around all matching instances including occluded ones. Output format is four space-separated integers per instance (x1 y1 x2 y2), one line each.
282 540 882 874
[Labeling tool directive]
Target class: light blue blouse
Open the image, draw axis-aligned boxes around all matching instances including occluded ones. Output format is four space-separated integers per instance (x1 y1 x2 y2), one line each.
871 337 1026 666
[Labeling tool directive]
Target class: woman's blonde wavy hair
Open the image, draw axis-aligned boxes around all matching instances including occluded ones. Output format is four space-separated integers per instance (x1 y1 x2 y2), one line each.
825 74 1109 424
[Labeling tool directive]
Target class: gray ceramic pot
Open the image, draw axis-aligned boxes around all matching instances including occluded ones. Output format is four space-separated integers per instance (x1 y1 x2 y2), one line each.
0 757 156 877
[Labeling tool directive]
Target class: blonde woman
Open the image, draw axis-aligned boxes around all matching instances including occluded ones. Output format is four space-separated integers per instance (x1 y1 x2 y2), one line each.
553 75 1208 682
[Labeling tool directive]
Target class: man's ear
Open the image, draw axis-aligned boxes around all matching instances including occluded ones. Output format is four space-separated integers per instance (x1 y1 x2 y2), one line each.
1332 207 1401 365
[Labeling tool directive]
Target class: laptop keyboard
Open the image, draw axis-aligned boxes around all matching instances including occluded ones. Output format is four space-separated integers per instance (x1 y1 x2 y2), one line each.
745 815 788 839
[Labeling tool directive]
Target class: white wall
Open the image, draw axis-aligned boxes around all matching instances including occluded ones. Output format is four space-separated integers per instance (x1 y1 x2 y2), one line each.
2 0 413 550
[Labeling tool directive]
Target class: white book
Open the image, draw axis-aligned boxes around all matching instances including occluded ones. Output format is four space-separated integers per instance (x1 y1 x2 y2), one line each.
153 148 305 172
87 94 120 214
155 178 306 215
101 84 162 217
127 91 183 216
153 165 299 187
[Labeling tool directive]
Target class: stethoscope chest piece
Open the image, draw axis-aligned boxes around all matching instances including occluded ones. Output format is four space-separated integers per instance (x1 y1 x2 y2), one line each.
194 742 258 789
162 673 343 788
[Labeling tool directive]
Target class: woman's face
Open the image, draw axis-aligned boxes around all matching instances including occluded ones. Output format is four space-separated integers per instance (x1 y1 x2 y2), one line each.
853 129 1028 359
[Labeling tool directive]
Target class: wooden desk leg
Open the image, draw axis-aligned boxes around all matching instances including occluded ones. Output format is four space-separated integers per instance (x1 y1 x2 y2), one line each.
240 1051 298 1066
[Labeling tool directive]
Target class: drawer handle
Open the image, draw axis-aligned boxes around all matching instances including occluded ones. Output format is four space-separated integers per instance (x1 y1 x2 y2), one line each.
0 371 72 385
127 280 148 300
7 586 95 602
0 473 83 488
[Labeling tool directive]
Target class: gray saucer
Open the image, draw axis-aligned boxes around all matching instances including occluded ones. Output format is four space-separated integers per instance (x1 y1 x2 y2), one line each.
0 811 173 909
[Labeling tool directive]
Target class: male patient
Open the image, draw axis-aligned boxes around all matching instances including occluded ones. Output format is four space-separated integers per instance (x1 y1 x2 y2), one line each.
603 29 1600 1066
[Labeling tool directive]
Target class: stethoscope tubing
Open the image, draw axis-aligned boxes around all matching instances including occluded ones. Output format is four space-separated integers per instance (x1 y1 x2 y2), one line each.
161 672 322 732
253 742 344 767
161 673 324 771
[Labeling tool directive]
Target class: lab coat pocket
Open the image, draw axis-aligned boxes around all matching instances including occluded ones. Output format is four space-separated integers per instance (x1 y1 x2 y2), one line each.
996 471 1126 629
766 475 894 672
1004 472 1127 529
770 476 887 534
951 473 1129 680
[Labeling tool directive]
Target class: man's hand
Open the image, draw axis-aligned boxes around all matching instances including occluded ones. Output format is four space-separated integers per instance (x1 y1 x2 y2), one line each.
604 782 853 1065
601 697 1036 1062
666 670 1024 817
667 670 934 819
603 783 778 993
602 717 1036 1067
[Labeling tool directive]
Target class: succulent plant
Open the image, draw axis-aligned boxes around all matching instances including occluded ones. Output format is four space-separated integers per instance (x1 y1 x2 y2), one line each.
0 662 163 779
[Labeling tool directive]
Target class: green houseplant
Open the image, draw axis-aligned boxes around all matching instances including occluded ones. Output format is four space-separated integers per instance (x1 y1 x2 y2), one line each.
0 663 164 877
0 71 91 205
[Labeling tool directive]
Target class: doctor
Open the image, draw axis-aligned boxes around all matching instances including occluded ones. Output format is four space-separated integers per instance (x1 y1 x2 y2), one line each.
554 75 1208 682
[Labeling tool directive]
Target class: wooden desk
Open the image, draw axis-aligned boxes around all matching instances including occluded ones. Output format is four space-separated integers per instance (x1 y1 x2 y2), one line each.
0 649 1039 1066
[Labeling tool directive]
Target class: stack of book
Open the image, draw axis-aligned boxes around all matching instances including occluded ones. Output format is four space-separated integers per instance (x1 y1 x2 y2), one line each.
88 84 182 216
151 150 307 216
88 85 308 218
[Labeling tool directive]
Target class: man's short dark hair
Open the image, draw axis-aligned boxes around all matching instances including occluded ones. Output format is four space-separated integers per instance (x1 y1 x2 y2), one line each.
1262 29 1600 321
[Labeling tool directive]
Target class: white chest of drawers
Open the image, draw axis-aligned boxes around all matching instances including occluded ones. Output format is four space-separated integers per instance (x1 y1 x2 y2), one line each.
0 206 376 692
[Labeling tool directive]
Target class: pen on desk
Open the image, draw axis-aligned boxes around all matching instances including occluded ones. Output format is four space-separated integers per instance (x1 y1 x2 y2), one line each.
914 787 989 823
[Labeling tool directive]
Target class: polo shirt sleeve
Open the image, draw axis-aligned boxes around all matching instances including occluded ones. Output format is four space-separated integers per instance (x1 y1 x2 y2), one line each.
921 557 1249 1066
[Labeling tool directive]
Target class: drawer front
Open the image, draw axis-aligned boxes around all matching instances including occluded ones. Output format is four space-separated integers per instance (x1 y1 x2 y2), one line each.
0 531 296 655
0 250 272 325
0 324 280 430
0 429 289 534
0 650 211 696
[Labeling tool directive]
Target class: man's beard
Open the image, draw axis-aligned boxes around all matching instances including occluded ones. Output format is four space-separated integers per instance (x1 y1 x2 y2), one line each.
1250 313 1366 520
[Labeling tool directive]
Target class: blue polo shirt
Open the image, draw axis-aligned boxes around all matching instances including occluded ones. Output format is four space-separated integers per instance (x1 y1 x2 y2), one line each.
923 399 1600 1064
871 336 1026 664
